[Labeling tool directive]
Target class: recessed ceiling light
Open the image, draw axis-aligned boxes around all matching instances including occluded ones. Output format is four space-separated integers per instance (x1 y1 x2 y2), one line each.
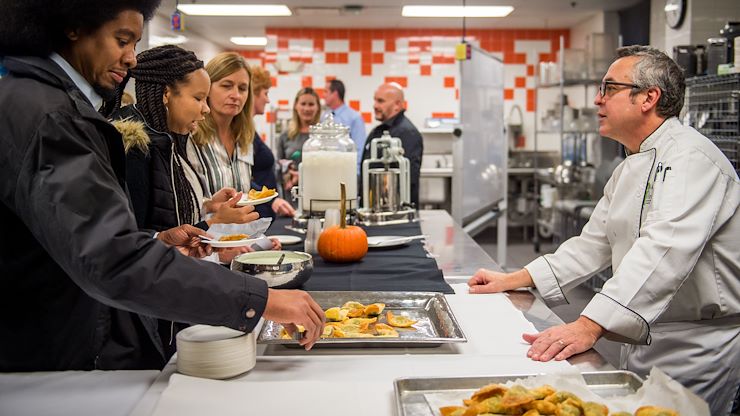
177 4 291 16
230 36 268 46
401 5 514 17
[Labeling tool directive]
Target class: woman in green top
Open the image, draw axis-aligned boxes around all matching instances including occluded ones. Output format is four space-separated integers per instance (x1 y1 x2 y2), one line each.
276 87 321 192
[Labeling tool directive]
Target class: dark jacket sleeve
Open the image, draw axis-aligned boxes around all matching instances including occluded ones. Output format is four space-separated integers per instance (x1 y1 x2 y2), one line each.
15 111 268 332
397 121 424 207
124 147 151 229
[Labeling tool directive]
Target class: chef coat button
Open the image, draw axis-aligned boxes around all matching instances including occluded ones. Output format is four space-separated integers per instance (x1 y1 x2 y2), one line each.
245 309 256 319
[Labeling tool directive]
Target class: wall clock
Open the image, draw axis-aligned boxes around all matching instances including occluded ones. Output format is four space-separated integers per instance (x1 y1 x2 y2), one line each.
664 0 686 29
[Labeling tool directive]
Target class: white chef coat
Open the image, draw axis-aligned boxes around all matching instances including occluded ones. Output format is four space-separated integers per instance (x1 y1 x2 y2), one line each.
525 117 740 415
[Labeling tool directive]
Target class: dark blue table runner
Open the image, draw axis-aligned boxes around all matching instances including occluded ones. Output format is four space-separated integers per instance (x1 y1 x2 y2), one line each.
268 217 454 294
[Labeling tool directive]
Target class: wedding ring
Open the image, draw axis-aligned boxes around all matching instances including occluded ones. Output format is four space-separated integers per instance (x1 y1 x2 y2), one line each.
557 339 565 346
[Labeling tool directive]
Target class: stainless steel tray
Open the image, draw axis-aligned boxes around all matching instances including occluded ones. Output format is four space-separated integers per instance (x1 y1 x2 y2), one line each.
394 371 642 416
257 291 466 348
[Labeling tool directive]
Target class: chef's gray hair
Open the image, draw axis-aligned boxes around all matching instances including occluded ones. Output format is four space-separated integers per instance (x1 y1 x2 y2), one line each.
616 45 685 119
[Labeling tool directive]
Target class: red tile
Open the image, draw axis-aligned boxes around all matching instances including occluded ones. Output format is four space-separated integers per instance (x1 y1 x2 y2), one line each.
420 65 431 76
385 39 396 52
515 77 526 88
527 65 535 76
362 112 372 123
315 88 326 100
432 112 455 119
372 53 384 64
444 76 455 88
314 38 324 52
455 88 459 100
266 112 275 123
301 76 313 88
408 55 420 65
526 89 535 112
504 89 514 100
278 38 289 50
361 65 372 76
384 76 408 88
349 100 360 111
349 38 361 52
325 75 336 84
271 77 278 88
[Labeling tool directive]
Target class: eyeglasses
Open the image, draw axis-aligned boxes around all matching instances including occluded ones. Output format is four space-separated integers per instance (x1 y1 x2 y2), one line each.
598 80 642 97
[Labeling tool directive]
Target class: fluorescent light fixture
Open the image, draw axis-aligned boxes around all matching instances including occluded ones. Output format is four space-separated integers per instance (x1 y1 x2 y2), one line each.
149 35 188 47
402 5 513 17
230 36 268 46
177 4 291 16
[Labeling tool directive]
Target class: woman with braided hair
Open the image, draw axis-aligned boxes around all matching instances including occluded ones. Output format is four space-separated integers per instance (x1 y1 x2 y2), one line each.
115 45 258 233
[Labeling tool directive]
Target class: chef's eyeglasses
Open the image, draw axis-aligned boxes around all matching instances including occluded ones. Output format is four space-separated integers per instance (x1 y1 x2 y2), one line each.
598 80 642 98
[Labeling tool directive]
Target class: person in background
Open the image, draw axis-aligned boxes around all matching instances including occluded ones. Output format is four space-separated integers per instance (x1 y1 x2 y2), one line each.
323 79 366 173
249 64 295 219
468 46 739 415
276 87 321 193
362 82 423 207
116 45 257 234
0 0 323 372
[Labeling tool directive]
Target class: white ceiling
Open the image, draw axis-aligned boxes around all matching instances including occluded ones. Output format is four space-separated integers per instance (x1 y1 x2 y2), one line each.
155 0 642 49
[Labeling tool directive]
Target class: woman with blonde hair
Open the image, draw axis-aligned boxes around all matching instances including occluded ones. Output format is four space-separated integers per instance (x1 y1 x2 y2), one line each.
189 52 292 223
276 87 321 192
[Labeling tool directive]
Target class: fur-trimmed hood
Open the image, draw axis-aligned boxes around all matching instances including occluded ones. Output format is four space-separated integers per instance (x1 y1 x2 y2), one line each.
111 117 149 155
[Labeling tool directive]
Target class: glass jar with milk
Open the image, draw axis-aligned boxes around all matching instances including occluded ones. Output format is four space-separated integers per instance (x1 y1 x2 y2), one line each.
299 115 357 213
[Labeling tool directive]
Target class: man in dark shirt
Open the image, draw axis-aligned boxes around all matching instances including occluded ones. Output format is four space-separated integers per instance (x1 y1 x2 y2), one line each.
362 83 424 207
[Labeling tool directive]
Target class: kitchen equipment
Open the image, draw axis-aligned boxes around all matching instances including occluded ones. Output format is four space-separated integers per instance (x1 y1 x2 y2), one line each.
674 45 699 77
357 131 416 225
720 21 740 66
231 250 313 289
707 37 728 75
290 113 357 231
258 291 466 348
393 371 644 416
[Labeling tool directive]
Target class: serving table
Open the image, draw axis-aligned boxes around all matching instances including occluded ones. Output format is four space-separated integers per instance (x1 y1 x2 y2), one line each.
0 210 611 416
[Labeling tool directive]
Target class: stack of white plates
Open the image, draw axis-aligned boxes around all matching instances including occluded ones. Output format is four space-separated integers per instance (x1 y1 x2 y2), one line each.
176 325 256 380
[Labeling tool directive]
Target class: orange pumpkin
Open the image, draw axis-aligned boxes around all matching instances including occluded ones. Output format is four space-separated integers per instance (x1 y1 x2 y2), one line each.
317 182 368 262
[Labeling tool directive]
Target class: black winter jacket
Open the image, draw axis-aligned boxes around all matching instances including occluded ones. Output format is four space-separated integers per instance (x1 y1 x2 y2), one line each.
0 56 268 371
362 110 424 207
114 105 208 232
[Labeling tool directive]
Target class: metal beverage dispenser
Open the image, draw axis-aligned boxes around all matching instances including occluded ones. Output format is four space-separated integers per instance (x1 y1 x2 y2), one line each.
357 131 416 225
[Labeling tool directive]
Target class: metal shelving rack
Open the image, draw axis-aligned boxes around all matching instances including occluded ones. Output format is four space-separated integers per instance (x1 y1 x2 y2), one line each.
684 73 740 175
532 35 600 252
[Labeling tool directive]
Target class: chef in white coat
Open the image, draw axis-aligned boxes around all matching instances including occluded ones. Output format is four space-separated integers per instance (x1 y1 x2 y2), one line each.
469 45 739 415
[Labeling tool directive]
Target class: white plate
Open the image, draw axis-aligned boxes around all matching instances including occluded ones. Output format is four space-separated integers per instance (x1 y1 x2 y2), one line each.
203 236 261 248
236 192 278 207
367 235 414 248
269 234 303 245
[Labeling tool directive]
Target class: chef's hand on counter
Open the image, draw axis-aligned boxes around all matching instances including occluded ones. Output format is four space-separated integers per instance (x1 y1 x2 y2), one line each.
263 289 325 350
522 316 605 362
157 224 213 258
272 197 296 217
467 268 534 293
207 192 260 225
